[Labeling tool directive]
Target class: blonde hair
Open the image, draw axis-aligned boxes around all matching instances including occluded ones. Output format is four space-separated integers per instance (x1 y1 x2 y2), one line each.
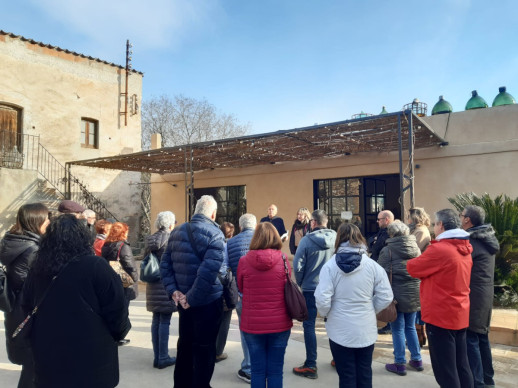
408 207 431 227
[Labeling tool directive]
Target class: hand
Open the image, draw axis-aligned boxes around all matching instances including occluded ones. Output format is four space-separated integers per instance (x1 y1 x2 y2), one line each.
172 291 184 306
179 294 190 309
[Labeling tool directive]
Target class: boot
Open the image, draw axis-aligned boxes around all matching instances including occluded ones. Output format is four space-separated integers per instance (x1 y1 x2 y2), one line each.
415 324 426 347
157 321 176 369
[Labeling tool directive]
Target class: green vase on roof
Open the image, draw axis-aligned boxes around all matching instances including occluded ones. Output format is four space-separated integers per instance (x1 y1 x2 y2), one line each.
465 90 488 110
379 106 388 115
431 95 453 115
492 86 516 107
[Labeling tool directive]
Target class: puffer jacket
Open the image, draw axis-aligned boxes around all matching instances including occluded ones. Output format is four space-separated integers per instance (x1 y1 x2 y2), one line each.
378 235 421 312
0 231 40 294
467 224 500 334
160 214 225 307
101 241 139 300
227 228 254 279
407 229 473 330
315 243 393 348
237 249 293 334
293 227 337 291
145 229 177 314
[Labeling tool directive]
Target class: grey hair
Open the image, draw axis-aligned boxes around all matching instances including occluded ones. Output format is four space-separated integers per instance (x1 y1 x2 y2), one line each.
312 209 328 226
155 211 175 230
387 220 409 237
463 205 485 227
83 209 95 218
435 209 461 231
239 213 257 230
194 195 218 218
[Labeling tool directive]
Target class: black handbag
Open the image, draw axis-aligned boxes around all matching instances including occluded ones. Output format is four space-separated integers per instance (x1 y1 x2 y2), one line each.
282 254 308 322
0 265 13 313
140 251 161 283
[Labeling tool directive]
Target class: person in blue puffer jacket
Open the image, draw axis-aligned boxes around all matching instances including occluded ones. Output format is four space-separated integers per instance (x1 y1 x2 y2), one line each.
160 195 225 388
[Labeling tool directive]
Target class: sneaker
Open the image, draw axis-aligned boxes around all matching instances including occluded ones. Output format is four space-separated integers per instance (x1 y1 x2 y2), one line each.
118 339 130 346
378 324 392 335
215 353 228 363
237 369 251 384
385 363 407 376
293 364 318 379
408 360 424 371
331 359 336 367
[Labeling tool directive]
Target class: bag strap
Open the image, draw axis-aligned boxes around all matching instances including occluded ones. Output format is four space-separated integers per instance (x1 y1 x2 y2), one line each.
281 254 290 280
388 248 393 285
186 222 208 261
12 258 74 339
116 241 124 261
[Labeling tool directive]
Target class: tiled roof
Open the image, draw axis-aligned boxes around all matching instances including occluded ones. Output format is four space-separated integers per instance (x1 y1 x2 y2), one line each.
0 30 143 75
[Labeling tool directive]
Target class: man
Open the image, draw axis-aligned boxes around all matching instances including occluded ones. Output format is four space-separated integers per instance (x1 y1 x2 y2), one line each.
407 209 474 388
83 209 97 243
370 210 394 335
227 213 257 384
160 195 225 388
260 204 288 241
293 209 336 379
58 199 85 217
461 205 500 388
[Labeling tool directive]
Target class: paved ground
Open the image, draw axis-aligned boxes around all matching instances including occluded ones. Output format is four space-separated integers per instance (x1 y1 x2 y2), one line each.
1 294 517 387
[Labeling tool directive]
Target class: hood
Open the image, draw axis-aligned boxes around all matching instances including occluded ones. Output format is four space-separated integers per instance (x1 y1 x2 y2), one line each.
436 228 470 241
246 249 281 271
432 232 473 257
306 228 337 250
0 232 40 266
146 229 170 251
335 242 365 273
385 235 420 257
468 224 500 255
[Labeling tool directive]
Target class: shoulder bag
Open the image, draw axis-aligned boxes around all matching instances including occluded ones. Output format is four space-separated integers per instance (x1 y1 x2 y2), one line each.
110 242 135 288
140 250 161 283
0 265 13 313
376 248 398 323
282 254 308 322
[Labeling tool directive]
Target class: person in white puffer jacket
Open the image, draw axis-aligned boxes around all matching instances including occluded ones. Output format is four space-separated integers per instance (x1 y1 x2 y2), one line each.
315 223 393 388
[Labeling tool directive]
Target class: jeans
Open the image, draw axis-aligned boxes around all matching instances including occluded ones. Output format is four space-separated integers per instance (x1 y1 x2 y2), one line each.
151 312 173 363
174 298 223 388
236 298 251 374
302 291 317 368
389 312 421 364
466 330 495 388
243 330 291 388
329 340 374 388
426 323 473 388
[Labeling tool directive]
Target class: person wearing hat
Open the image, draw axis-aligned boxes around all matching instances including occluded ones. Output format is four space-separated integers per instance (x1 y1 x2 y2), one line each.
58 200 85 218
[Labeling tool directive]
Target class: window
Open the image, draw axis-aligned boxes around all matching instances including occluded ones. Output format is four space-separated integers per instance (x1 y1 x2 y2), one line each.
1 103 23 168
193 185 246 229
81 118 98 148
315 178 361 231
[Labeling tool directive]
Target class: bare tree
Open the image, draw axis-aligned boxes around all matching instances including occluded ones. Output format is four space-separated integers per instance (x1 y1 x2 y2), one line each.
141 94 250 149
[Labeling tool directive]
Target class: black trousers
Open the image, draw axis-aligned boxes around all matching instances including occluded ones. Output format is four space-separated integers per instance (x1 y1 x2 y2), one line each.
329 339 374 388
174 298 223 388
426 323 473 388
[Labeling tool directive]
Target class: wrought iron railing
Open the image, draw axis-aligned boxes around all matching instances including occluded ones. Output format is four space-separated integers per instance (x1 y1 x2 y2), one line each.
0 130 117 220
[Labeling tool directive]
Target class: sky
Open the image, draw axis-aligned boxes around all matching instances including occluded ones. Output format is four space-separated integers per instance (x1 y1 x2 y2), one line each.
2 0 518 134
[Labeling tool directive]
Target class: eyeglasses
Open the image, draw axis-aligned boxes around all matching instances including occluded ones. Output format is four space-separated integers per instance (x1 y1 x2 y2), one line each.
309 219 315 222
377 217 386 221
459 213 467 218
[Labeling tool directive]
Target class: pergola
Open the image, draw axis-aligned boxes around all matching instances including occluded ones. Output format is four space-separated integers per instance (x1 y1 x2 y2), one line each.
69 111 446 218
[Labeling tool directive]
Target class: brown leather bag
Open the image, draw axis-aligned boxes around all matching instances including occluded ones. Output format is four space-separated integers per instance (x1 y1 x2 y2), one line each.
282 255 308 322
376 248 397 323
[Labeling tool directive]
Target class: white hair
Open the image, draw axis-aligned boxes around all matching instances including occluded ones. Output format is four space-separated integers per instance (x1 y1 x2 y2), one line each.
83 209 95 218
155 211 175 230
194 195 217 218
239 213 257 230
387 220 409 237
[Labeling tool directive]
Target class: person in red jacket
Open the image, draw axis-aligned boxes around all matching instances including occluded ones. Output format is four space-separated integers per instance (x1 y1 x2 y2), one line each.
237 222 293 388
407 208 474 388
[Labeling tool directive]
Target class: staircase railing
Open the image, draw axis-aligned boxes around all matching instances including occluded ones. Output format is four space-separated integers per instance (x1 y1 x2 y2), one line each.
1 130 117 220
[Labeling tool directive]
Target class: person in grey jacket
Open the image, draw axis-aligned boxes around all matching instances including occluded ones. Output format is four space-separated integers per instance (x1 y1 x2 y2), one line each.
293 209 336 379
145 211 177 369
460 206 500 388
378 220 423 376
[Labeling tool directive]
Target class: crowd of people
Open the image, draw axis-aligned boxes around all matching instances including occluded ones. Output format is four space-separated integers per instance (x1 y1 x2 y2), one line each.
0 197 500 388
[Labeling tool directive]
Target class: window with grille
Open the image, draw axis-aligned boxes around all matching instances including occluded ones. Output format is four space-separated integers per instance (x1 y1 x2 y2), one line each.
193 185 246 229
81 118 98 148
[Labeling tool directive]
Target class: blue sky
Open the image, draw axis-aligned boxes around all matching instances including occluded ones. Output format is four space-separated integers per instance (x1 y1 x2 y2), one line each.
2 0 518 134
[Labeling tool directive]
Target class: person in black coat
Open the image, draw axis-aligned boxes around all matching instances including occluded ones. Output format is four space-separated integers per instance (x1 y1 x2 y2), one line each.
0 202 49 388
22 214 131 388
102 222 138 346
145 211 177 369
289 207 312 255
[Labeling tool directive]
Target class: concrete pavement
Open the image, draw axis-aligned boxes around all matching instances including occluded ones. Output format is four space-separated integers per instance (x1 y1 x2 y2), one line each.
1 294 517 387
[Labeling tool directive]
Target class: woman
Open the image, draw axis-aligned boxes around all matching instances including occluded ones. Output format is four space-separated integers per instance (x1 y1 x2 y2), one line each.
378 220 423 376
93 219 112 256
237 222 293 388
0 203 49 388
407 207 431 346
102 222 138 345
289 207 312 255
22 214 131 388
315 223 393 388
215 221 235 363
145 211 177 369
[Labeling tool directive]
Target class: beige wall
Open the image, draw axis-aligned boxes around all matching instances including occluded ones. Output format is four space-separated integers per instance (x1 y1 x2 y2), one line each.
151 104 518 243
0 34 143 241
